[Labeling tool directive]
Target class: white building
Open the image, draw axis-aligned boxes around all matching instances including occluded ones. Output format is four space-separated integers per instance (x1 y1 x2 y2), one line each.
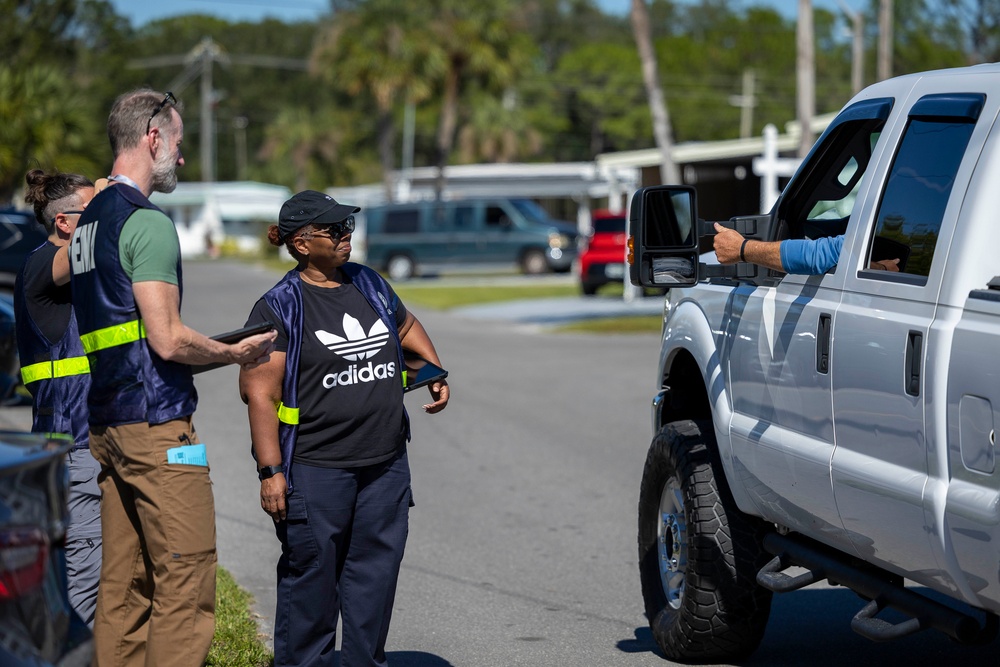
150 181 291 257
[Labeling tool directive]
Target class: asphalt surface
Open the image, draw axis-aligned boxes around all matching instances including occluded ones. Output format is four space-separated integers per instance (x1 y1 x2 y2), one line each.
453 293 662 326
4 262 999 666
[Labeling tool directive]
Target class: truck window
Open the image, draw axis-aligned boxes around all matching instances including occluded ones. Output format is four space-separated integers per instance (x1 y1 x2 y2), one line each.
485 205 511 229
384 208 420 234
453 205 476 229
865 93 985 281
786 120 886 243
805 134 879 223
776 98 894 256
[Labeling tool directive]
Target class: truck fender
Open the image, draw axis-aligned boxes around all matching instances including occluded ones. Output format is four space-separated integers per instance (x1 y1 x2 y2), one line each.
655 296 757 514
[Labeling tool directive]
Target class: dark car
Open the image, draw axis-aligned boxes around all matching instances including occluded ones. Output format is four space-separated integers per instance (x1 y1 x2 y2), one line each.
0 209 47 291
0 293 22 403
363 197 578 280
0 430 93 666
578 209 627 295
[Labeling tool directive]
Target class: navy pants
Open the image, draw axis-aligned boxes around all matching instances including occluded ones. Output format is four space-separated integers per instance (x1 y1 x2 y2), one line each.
274 451 411 667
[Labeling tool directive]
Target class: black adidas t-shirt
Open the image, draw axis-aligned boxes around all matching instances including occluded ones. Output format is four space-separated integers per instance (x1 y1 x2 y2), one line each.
246 277 409 467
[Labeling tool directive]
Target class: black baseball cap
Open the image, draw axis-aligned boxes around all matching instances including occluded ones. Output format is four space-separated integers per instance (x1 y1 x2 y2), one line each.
278 190 360 241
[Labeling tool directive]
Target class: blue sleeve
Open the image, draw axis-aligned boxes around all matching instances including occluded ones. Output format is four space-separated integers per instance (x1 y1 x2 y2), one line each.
779 235 845 275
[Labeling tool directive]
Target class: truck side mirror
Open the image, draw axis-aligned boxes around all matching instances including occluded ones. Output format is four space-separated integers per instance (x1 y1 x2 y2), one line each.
628 186 700 288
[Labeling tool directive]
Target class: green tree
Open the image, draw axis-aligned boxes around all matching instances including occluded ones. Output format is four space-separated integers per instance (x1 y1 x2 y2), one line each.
422 0 533 197
256 105 377 191
0 65 101 203
0 0 80 67
883 0 968 74
0 0 125 198
554 43 650 155
934 0 1000 62
119 16 326 184
519 0 631 70
456 90 543 163
311 1 432 199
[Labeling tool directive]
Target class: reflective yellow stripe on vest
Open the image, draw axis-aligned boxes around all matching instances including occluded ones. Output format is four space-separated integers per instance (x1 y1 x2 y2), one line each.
20 356 91 385
277 402 299 425
79 319 146 353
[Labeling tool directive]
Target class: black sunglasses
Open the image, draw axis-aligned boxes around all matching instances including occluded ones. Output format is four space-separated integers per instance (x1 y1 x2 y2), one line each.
146 91 177 134
311 216 356 239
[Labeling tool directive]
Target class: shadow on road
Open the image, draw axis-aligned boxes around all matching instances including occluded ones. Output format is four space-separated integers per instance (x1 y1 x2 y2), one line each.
620 586 999 666
380 651 455 666
616 626 663 656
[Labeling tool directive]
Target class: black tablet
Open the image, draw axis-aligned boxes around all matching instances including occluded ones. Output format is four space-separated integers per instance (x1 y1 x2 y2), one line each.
403 352 448 393
192 321 275 374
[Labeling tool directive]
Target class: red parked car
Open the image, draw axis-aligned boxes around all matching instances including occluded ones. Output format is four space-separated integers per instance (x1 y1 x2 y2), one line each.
578 209 627 295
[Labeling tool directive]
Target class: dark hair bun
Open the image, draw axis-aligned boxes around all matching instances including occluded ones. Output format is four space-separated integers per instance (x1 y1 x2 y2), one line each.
267 225 282 247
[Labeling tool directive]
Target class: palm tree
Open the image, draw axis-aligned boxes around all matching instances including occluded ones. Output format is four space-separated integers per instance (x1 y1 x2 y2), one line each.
0 65 99 204
423 0 531 198
311 1 432 201
456 90 542 163
630 0 679 184
257 107 355 192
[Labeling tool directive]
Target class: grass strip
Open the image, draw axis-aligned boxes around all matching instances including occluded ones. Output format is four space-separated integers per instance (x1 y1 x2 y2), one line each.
555 315 662 334
392 283 579 309
207 568 273 667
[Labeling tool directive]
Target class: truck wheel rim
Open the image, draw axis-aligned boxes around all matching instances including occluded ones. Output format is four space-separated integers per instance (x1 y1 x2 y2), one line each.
658 476 687 610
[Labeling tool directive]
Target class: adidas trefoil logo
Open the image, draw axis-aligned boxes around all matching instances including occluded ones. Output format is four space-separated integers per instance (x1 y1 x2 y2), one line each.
315 314 389 360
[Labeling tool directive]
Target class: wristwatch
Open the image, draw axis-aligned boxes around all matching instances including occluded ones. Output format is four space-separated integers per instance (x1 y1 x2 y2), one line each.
258 464 283 481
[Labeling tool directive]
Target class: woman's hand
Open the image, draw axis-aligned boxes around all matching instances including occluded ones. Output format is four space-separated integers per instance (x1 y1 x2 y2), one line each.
260 473 288 522
423 379 449 413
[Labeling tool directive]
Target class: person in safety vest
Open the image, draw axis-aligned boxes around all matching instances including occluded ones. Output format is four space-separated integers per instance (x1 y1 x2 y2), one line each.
14 168 101 626
239 190 449 667
68 89 277 667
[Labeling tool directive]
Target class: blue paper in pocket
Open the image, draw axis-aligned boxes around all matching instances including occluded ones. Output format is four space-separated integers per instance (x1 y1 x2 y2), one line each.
166 443 208 466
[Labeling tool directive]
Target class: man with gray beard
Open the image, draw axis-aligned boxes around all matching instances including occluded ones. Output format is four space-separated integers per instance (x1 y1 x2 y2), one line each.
69 89 276 667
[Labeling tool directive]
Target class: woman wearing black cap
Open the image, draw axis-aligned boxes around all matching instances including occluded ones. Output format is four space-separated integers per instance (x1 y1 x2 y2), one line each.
239 190 449 666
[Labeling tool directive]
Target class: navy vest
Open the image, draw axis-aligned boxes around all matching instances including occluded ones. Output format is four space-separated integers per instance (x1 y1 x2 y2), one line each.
14 242 91 448
262 263 409 491
69 184 196 427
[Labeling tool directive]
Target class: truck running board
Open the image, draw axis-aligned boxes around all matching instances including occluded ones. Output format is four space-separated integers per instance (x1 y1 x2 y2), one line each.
757 532 998 644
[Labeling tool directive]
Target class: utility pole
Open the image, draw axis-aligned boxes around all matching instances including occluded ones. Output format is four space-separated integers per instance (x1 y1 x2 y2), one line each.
198 38 222 183
233 116 248 181
840 1 864 95
796 0 815 158
129 37 307 183
878 0 893 81
728 69 757 139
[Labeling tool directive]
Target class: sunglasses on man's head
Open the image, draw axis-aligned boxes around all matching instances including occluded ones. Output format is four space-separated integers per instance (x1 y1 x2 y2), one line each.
310 216 355 239
146 91 176 134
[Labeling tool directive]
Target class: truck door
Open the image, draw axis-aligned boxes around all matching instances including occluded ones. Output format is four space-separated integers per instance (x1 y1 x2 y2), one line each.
830 91 987 577
482 200 522 264
727 100 891 553
946 285 1000 608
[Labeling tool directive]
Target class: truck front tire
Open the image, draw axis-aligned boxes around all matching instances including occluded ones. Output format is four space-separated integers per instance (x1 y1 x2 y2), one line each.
638 420 772 661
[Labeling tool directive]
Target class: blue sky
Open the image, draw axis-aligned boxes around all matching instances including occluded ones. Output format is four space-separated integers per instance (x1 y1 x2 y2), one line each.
108 0 850 27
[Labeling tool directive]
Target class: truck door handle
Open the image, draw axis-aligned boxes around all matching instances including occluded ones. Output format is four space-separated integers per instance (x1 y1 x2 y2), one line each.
816 313 831 374
905 331 922 396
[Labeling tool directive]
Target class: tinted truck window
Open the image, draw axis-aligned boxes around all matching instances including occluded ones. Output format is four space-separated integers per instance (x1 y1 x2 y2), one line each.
384 209 420 234
868 94 984 279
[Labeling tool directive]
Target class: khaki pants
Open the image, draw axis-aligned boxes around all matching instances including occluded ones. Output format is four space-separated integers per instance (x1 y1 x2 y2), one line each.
90 418 216 667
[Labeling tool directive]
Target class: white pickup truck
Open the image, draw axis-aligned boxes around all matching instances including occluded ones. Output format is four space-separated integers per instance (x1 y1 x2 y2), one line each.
629 63 1000 661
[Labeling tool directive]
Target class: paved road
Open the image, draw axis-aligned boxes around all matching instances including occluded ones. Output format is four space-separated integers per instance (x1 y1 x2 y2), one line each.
180 261 1000 667
4 260 998 666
